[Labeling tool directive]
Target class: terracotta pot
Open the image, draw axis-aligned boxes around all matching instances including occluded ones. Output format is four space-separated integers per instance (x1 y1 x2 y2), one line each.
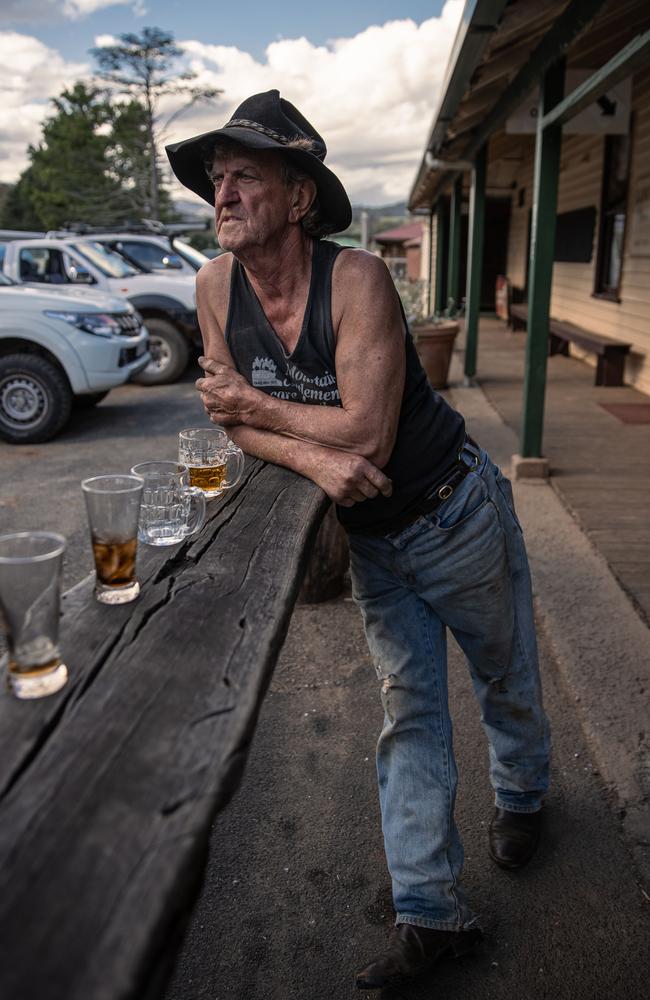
414 320 460 389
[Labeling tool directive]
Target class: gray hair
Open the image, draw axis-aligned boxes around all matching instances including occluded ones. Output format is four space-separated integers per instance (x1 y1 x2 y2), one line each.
203 137 334 239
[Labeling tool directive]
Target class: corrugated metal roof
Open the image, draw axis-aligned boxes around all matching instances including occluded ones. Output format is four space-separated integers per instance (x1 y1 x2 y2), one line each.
373 222 424 243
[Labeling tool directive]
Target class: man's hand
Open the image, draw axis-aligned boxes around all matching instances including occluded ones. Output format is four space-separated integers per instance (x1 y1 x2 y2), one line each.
195 356 256 425
311 449 392 507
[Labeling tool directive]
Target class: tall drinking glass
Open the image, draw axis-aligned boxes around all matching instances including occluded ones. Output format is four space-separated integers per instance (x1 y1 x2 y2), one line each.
81 474 143 604
0 531 68 699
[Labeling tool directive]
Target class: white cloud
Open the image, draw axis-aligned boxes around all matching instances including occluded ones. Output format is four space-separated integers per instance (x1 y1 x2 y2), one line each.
62 0 130 16
164 0 464 205
0 1 464 205
94 34 119 47
0 32 88 183
0 0 140 21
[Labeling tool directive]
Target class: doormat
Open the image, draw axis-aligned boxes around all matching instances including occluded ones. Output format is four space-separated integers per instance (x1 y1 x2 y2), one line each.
598 402 650 424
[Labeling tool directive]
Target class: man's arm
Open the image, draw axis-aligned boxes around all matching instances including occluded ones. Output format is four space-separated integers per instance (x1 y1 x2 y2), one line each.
194 256 392 507
229 425 392 507
196 251 406 468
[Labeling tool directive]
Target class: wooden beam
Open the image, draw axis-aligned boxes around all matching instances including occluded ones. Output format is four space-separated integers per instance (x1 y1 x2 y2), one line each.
521 60 565 458
447 177 463 313
541 28 650 129
463 0 610 161
464 145 487 380
434 197 449 316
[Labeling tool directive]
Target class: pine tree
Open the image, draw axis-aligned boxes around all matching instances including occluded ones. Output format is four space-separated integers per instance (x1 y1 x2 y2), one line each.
91 27 220 219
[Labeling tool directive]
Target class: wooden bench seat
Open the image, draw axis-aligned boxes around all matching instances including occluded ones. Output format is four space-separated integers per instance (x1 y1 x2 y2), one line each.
508 303 631 387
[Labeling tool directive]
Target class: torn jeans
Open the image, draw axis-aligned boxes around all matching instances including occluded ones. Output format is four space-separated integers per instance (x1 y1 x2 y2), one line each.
348 447 550 930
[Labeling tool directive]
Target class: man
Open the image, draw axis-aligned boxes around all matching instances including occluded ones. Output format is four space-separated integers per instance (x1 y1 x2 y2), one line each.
166 90 550 990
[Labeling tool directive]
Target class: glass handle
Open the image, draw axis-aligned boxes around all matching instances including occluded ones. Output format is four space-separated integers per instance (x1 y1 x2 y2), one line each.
185 487 207 536
225 446 245 488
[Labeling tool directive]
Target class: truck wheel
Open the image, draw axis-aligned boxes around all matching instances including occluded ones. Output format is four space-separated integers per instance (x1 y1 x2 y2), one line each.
0 354 73 444
133 318 189 385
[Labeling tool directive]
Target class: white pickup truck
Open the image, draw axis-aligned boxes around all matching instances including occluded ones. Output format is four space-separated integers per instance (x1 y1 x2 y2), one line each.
2 237 201 384
0 272 149 444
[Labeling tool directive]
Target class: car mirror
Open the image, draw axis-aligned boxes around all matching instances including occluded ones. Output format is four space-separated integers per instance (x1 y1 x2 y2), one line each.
69 265 94 284
161 255 183 270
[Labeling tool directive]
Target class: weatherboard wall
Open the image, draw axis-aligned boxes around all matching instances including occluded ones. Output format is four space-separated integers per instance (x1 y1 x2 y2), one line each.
503 68 650 395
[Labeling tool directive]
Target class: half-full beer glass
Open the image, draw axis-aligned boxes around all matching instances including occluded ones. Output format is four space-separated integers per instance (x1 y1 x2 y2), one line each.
131 461 207 545
81 474 144 604
178 427 245 499
0 531 68 699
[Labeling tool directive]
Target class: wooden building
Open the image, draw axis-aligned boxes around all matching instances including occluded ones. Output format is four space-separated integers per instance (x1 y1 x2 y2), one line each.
408 0 650 469
372 221 425 281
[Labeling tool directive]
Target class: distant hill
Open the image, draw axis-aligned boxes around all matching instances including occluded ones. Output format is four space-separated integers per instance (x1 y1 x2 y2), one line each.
346 202 410 244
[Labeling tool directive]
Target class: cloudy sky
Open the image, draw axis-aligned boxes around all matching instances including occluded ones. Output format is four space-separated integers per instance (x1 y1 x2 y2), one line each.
0 0 463 207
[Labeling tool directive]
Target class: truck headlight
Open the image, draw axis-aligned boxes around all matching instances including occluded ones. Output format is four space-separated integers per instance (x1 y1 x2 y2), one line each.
43 311 122 338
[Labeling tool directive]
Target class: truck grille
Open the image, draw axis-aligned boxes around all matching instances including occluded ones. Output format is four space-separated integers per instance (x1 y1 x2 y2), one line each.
116 312 143 336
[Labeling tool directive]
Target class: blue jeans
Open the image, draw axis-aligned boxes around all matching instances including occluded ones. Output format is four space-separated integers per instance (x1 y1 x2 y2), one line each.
348 444 550 931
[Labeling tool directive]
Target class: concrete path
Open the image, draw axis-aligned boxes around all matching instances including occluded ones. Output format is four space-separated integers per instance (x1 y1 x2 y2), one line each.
165 326 650 1000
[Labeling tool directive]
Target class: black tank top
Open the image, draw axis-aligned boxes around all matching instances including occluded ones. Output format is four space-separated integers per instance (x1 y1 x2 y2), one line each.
225 238 465 533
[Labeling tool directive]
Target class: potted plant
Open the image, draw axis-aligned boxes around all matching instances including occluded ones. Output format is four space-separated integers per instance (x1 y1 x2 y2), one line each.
411 311 460 389
396 280 460 389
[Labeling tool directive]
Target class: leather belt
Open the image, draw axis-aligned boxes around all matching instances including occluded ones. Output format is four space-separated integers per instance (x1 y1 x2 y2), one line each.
362 435 481 538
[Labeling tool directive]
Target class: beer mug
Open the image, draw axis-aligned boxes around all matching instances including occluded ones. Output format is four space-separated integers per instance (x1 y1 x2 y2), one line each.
131 461 207 546
178 427 245 499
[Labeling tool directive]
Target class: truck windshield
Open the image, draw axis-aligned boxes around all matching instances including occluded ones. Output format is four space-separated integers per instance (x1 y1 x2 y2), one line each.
72 241 139 278
172 238 210 271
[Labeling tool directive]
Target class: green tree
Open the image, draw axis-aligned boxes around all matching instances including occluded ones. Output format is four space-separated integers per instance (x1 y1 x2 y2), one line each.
0 171 44 231
105 98 175 221
91 27 220 219
1 83 127 231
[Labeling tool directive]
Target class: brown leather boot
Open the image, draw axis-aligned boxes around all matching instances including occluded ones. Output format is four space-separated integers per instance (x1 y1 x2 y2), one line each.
355 923 483 990
489 806 543 870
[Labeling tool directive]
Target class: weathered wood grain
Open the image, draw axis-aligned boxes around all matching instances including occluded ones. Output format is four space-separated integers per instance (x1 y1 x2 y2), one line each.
0 459 328 1000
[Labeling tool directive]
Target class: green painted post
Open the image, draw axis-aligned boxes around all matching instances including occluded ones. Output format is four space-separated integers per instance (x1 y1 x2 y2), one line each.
447 176 462 314
427 210 434 316
434 197 448 316
464 144 487 379
521 59 565 457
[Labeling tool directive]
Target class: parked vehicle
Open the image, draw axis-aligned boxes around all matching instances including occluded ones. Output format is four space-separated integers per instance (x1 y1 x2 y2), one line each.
46 221 215 276
0 272 149 443
1 236 201 385
81 233 210 276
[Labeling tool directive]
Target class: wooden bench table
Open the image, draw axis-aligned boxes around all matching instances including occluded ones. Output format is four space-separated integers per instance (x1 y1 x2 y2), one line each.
0 459 328 1000
508 303 631 387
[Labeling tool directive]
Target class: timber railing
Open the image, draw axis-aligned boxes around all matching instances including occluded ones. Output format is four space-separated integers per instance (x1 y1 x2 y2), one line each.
0 459 329 1000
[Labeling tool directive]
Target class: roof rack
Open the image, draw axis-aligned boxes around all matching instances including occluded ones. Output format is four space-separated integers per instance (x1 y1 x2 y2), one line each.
46 219 211 240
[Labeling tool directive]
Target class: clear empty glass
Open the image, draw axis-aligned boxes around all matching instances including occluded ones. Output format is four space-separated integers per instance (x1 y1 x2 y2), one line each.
131 461 207 546
178 427 245 499
0 531 68 699
81 474 144 604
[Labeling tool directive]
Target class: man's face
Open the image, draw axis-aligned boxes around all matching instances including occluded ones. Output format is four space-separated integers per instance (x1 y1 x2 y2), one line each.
210 148 295 254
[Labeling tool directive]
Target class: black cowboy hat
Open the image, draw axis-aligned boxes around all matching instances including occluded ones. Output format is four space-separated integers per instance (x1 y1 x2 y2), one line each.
165 89 352 234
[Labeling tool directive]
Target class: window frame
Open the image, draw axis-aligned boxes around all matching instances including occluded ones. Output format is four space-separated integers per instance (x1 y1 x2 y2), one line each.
593 129 632 303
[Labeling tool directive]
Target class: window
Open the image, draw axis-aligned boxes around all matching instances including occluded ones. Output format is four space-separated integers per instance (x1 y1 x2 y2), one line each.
595 134 631 299
71 241 137 278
